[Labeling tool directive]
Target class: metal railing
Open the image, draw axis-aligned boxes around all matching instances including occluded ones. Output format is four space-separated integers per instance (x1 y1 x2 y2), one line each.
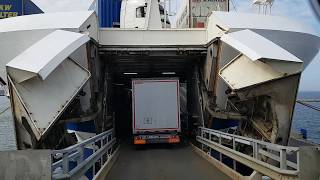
52 129 116 180
197 127 300 179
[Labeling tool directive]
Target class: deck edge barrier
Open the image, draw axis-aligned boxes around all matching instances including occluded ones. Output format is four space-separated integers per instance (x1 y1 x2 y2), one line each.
93 145 121 180
190 143 247 180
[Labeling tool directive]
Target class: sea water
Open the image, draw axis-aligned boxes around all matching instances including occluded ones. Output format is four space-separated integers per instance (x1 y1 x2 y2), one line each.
292 91 320 144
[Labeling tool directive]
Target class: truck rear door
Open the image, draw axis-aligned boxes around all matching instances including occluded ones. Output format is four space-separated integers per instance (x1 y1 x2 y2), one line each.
132 79 180 134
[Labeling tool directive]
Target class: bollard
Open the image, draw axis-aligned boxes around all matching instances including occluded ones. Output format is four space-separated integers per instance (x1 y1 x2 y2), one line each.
300 129 307 139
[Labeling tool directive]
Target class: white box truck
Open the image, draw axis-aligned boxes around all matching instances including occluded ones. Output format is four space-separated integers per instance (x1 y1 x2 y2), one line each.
132 79 181 144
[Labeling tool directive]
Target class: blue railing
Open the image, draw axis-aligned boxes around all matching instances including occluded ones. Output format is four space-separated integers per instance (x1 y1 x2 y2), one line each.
51 129 116 180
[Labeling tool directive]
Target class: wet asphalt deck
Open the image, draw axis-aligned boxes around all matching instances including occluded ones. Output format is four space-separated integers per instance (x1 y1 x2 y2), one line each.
105 143 231 180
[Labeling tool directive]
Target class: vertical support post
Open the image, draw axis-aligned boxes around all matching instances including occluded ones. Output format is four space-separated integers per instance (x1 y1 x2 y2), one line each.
100 138 104 166
164 0 167 28
77 147 84 165
189 0 192 28
93 164 95 176
62 153 69 174
296 150 300 172
200 129 204 151
256 143 261 161
201 129 204 138
232 137 236 170
219 135 222 162
110 133 113 154
92 142 96 176
253 142 258 158
79 147 84 162
209 133 212 156
257 143 260 159
280 149 287 169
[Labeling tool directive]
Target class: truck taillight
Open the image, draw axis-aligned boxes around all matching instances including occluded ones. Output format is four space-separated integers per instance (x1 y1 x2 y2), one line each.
168 135 180 143
134 137 146 144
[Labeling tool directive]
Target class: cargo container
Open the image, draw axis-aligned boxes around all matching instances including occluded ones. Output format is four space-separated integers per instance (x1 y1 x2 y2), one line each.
98 0 121 27
0 0 23 19
23 0 43 15
0 0 42 19
132 79 180 144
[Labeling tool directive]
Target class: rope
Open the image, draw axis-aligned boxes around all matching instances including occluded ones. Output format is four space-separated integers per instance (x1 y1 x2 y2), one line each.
296 100 320 112
230 0 237 11
296 99 320 103
0 106 10 115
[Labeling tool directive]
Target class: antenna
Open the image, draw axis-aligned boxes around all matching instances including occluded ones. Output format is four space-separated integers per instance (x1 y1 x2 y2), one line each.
161 0 176 16
231 0 237 11
253 0 275 15
159 0 176 28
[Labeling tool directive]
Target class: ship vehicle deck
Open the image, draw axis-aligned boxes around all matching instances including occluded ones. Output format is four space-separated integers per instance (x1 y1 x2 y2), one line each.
105 143 231 180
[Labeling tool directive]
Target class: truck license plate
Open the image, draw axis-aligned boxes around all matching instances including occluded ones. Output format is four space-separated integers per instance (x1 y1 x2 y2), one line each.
145 135 159 139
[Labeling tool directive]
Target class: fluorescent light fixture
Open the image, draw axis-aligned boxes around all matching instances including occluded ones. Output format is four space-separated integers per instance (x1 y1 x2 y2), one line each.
162 72 176 75
123 72 138 75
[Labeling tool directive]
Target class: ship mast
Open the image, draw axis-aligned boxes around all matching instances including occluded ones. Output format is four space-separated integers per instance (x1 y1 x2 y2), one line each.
253 0 275 14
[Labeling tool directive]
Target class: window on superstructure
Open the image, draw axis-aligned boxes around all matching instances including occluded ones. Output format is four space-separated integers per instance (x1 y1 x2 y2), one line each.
159 5 164 15
136 6 146 18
